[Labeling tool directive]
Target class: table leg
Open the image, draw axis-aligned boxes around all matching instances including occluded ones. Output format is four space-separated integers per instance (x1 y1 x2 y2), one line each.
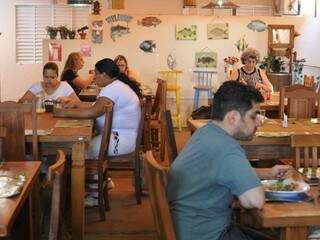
280 226 308 240
71 142 86 240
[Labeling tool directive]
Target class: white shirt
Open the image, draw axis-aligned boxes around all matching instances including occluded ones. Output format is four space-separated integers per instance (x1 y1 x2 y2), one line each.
29 82 74 100
96 80 141 134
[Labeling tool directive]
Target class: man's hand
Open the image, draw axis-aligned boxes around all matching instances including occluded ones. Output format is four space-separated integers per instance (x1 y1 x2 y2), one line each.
56 97 77 109
271 165 292 179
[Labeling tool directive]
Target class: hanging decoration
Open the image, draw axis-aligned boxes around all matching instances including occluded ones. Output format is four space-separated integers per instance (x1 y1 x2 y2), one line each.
139 40 156 53
105 14 133 41
80 43 92 57
91 20 103 43
92 1 101 15
175 24 197 40
235 35 248 52
195 47 217 68
49 43 62 62
247 20 267 32
207 23 228 40
137 17 162 27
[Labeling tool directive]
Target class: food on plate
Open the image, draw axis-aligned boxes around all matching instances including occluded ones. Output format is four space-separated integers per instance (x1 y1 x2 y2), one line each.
265 180 299 191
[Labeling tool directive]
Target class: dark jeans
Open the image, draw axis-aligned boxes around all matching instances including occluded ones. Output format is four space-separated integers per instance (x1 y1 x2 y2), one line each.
219 224 278 240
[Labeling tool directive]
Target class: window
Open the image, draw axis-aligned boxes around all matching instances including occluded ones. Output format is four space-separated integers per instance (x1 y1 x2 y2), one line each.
16 4 89 64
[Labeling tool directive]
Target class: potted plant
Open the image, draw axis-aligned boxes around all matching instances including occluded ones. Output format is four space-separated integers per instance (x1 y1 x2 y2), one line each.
77 26 89 39
259 55 285 73
58 26 69 39
68 29 76 39
46 26 59 39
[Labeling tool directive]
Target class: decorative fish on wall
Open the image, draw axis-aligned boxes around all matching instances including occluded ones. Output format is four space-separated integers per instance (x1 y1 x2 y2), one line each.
235 35 248 52
139 40 156 53
247 20 267 32
207 23 229 40
137 17 162 27
110 24 130 41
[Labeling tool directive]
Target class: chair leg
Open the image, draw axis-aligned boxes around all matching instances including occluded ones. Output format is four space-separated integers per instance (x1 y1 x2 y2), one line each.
134 155 142 205
98 172 106 221
103 171 110 211
193 89 200 110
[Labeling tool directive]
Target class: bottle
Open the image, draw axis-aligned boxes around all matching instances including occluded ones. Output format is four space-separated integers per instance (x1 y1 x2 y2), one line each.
35 91 45 113
282 113 288 128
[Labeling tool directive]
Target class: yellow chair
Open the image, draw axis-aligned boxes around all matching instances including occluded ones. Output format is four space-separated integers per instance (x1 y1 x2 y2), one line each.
158 70 182 131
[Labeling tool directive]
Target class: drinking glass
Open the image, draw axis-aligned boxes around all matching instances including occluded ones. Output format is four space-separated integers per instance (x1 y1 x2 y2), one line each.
258 109 266 125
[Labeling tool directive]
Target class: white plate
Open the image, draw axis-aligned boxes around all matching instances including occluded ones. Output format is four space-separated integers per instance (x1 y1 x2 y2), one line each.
261 179 310 198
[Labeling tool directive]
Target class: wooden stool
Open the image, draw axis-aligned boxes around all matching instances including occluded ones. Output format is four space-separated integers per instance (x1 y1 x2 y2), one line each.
158 70 182 131
193 70 217 110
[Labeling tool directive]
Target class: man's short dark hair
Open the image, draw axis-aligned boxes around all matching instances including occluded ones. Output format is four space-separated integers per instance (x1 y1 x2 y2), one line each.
212 81 264 121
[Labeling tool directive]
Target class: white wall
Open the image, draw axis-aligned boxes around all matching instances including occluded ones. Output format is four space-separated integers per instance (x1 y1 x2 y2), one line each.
1 0 319 124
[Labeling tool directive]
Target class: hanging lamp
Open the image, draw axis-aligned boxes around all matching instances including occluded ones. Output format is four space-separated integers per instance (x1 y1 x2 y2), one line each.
67 0 92 7
202 0 239 15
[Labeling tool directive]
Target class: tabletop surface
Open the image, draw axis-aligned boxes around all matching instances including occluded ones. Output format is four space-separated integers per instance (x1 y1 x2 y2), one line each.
0 161 41 236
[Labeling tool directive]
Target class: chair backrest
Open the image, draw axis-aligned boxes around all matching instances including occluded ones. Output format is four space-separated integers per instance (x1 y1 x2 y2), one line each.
144 151 176 240
158 70 182 90
279 84 320 119
47 150 66 240
303 75 315 88
291 135 320 175
193 70 217 88
98 103 113 164
162 110 178 165
152 78 167 118
0 100 38 161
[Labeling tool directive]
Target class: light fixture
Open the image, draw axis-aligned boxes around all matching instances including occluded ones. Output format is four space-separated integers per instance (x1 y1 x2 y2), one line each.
202 0 239 15
67 0 92 7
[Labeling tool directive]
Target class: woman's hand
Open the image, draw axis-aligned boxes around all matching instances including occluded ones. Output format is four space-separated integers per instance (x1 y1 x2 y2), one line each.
56 97 77 109
271 165 292 179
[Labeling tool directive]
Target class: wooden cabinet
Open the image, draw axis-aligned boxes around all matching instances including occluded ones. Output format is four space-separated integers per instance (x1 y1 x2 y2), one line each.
267 72 291 91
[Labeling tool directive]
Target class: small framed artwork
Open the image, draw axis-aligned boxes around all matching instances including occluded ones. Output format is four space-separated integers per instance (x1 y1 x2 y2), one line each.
283 0 300 15
176 24 197 40
195 51 217 68
207 23 229 40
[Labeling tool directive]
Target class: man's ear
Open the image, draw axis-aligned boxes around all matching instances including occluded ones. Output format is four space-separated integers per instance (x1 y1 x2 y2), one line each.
225 110 241 126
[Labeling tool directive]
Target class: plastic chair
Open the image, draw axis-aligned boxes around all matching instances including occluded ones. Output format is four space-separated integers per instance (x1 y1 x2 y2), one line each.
192 70 217 110
158 70 183 131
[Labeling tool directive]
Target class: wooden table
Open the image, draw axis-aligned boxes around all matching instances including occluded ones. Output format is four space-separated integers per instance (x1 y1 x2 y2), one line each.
0 161 41 239
25 113 93 240
243 184 320 240
188 118 320 160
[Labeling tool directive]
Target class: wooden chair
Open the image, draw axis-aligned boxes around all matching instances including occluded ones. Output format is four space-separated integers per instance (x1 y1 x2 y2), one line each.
107 100 146 205
150 79 167 160
162 110 178 165
291 135 320 177
144 151 176 240
279 84 320 119
0 100 38 161
0 126 6 161
44 150 66 240
85 103 113 220
303 75 315 88
192 70 217 110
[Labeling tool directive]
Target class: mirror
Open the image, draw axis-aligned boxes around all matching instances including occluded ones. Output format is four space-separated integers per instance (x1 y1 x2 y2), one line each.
272 29 290 44
268 25 294 48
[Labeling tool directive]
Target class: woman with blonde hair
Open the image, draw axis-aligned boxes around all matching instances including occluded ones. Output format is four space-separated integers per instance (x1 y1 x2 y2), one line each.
61 52 95 95
230 48 273 93
114 54 141 86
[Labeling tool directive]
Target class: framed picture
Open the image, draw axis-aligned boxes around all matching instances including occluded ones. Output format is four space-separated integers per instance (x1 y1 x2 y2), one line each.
195 51 217 68
283 0 300 15
207 23 229 40
176 24 197 40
